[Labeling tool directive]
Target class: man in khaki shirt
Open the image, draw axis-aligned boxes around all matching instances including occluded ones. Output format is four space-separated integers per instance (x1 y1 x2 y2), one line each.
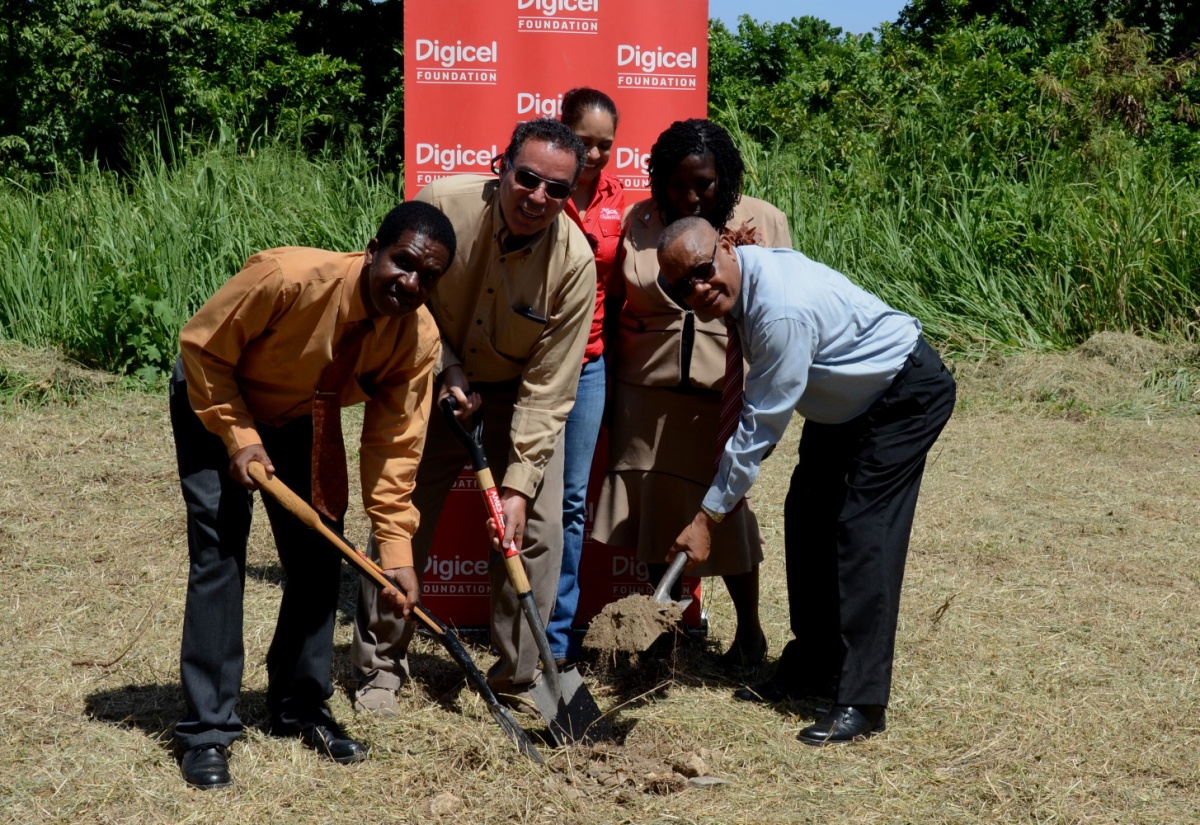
171 202 455 789
353 118 595 713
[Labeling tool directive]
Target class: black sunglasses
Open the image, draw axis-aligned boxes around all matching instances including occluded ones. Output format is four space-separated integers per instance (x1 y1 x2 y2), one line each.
511 167 573 200
662 233 721 305
492 153 573 200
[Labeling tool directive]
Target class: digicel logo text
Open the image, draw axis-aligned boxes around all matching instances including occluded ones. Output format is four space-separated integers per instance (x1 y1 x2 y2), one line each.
517 93 562 118
414 39 498 68
615 147 649 171
416 143 499 172
517 0 598 14
617 45 697 73
424 554 490 581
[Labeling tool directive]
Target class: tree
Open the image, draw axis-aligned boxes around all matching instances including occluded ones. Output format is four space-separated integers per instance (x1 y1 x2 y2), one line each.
0 0 367 178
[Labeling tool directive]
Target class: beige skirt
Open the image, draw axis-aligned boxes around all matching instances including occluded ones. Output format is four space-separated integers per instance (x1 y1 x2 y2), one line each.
591 382 764 578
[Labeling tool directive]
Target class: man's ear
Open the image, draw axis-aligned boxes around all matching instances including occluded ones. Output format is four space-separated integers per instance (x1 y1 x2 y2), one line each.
363 237 379 266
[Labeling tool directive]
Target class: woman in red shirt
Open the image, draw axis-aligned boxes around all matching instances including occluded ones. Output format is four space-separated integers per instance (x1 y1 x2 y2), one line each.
547 87 625 665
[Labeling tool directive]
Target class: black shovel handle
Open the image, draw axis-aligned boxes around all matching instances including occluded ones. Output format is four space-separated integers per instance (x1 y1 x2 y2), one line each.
246 461 543 765
440 395 489 472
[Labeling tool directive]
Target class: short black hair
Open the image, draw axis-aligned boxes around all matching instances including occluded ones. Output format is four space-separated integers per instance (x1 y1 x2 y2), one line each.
648 119 745 227
657 215 713 255
503 118 586 183
375 201 457 266
560 87 620 131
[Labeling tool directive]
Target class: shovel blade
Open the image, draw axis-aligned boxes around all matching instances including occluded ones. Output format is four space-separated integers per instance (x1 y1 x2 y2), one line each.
529 665 611 745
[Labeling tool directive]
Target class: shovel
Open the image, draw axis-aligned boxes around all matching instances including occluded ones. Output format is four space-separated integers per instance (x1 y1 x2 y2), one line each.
582 550 691 657
653 552 690 606
246 461 544 766
439 396 610 745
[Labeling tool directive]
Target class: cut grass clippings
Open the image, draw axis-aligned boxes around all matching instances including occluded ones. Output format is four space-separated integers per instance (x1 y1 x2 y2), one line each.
0 334 1197 823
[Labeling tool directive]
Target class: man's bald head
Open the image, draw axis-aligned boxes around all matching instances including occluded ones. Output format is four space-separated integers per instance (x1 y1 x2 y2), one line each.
656 215 742 322
657 215 716 258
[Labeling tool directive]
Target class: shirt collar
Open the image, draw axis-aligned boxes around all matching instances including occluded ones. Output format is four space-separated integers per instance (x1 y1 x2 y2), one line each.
728 246 748 326
339 252 377 327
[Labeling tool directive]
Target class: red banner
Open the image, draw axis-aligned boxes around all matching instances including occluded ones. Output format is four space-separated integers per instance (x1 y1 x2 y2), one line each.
404 0 709 630
404 0 710 200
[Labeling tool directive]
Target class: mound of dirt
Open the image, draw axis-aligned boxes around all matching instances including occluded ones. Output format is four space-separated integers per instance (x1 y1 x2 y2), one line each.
559 741 729 798
583 594 684 654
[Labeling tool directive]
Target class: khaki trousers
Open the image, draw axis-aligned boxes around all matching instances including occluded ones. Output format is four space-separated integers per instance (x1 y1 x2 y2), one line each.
352 386 565 692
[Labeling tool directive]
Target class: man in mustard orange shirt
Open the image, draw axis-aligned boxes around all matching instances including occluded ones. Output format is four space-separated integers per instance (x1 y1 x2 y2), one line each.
169 201 455 789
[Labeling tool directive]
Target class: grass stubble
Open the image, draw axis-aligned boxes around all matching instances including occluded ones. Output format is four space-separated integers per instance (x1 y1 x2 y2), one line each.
0 333 1197 823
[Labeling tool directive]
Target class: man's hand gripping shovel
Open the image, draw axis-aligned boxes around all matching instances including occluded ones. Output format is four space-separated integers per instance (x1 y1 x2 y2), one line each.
440 397 611 745
245 460 544 765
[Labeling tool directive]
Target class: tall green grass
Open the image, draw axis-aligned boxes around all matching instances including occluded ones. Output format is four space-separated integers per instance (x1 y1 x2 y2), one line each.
0 137 401 378
1 129 1198 378
737 128 1200 352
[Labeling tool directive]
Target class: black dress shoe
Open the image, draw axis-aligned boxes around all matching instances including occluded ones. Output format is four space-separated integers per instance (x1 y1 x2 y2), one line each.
181 744 231 789
299 723 369 764
797 705 886 745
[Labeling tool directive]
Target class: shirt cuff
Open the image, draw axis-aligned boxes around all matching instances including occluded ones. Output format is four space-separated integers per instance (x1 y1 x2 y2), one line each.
436 342 462 375
377 537 415 570
701 486 740 516
223 423 263 457
500 462 541 499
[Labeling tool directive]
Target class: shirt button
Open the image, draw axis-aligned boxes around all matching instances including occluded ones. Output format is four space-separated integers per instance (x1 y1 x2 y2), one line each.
476 319 483 325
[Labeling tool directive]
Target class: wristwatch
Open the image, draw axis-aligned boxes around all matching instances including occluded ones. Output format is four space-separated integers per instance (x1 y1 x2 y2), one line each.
700 504 725 524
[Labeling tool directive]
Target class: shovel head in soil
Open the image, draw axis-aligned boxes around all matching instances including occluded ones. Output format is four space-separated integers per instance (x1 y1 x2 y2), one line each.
529 662 610 745
441 397 610 745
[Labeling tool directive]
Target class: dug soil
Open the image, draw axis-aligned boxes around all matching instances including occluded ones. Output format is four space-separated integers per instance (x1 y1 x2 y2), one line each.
584 593 685 654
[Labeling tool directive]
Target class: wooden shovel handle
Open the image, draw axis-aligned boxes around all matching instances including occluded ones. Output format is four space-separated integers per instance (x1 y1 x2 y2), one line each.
246 461 440 632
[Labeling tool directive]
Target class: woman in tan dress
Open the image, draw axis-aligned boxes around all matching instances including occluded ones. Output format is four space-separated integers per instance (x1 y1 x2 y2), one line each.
593 119 792 668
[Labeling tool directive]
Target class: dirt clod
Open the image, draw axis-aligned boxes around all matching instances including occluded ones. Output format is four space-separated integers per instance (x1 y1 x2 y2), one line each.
671 753 708 778
583 594 684 653
430 792 463 817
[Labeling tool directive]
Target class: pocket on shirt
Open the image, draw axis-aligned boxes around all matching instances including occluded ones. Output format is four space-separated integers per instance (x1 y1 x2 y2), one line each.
493 306 547 363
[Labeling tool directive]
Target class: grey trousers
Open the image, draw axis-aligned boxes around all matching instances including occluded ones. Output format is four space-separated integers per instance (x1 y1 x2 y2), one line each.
170 358 342 749
352 387 565 692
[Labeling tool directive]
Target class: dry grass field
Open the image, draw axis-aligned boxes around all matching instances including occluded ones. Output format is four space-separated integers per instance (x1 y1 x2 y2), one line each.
1 334 1198 824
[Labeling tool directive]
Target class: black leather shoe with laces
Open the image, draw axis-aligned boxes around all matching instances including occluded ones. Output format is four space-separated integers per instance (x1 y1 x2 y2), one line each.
797 705 886 745
181 744 232 789
299 724 369 764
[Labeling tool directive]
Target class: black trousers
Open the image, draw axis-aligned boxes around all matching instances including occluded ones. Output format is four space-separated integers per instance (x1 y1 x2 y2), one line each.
170 359 343 750
779 337 956 707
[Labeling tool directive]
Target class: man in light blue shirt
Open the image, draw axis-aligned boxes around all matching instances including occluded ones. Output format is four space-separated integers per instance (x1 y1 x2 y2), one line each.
658 217 956 745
